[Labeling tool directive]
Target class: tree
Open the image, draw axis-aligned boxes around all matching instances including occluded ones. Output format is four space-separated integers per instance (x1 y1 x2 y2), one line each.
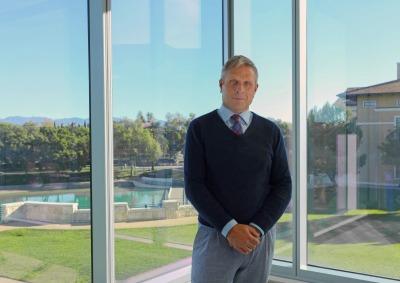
378 127 400 169
164 112 195 158
41 118 54 128
113 116 162 171
137 129 162 170
307 102 365 183
113 118 138 164
312 102 348 123
144 112 168 155
0 122 43 173
146 112 156 124
0 123 22 169
136 111 146 123
51 126 77 171
36 123 90 172
268 118 292 148
70 125 90 171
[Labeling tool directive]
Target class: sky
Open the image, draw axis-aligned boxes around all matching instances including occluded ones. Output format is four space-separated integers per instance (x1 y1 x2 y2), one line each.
1 0 400 123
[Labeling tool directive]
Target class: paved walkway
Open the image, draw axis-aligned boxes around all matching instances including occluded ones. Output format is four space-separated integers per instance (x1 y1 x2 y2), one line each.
0 278 25 283
0 216 198 232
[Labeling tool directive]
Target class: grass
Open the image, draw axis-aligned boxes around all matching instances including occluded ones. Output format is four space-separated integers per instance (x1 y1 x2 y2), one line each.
0 229 91 282
308 242 400 279
0 210 399 281
0 228 192 282
115 238 191 279
115 224 198 246
269 211 400 280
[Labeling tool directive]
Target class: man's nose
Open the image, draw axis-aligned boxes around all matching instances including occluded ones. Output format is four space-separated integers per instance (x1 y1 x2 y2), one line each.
234 84 245 94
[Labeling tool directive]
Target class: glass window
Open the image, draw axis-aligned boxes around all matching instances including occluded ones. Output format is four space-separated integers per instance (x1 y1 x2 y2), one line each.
307 0 400 280
0 1 91 282
111 0 222 281
234 0 293 263
363 101 376 107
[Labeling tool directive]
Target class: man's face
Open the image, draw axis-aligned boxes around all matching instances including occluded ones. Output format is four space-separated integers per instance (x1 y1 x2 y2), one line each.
219 65 259 114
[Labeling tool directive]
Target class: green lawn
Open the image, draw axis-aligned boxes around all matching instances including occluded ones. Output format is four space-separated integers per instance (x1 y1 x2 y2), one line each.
275 210 400 280
0 210 399 282
115 224 198 246
0 229 92 282
308 242 400 279
0 228 192 282
114 238 192 280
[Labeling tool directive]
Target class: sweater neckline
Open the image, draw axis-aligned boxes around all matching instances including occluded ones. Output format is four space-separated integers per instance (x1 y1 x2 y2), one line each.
214 109 256 137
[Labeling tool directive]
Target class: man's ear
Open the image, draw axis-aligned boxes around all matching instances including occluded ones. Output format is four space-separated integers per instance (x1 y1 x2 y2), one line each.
219 79 223 92
254 83 259 94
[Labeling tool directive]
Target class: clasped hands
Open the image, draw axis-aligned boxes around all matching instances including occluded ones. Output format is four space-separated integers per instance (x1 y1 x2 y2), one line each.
226 224 261 255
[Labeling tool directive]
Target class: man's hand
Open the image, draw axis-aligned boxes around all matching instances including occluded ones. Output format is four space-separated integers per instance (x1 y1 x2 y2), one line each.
226 224 260 254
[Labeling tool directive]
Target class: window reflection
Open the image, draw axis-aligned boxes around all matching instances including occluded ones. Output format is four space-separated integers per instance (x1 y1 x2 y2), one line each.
307 0 400 279
112 0 222 280
0 1 91 282
234 0 293 263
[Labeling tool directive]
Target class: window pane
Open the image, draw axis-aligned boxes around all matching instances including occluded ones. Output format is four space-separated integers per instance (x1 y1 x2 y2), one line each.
307 0 400 279
234 0 293 263
0 1 91 282
111 0 222 281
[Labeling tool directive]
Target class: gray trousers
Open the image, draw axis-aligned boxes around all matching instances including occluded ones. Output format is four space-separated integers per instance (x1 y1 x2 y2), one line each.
191 223 276 283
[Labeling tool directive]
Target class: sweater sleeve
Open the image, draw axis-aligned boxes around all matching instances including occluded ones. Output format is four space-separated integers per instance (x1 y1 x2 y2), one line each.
184 120 234 232
251 126 292 234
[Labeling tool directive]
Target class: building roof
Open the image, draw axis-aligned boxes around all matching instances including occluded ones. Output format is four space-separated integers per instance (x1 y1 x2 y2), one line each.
345 79 400 96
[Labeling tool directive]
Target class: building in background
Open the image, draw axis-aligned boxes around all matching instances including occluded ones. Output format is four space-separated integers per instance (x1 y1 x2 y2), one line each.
337 64 400 210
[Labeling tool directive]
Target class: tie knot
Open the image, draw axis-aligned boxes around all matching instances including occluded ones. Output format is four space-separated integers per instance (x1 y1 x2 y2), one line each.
232 114 240 122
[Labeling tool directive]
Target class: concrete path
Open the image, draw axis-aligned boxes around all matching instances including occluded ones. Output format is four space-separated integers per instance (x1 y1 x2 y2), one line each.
0 278 25 283
0 216 198 232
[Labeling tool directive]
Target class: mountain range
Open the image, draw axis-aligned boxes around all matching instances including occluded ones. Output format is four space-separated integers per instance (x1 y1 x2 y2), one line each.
0 116 165 126
0 116 90 126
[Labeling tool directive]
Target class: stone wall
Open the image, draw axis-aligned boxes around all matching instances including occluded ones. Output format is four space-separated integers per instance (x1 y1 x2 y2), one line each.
1 200 198 224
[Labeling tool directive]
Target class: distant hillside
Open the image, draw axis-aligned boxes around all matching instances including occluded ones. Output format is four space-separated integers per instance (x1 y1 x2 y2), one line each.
0 116 89 126
0 116 134 126
0 116 171 127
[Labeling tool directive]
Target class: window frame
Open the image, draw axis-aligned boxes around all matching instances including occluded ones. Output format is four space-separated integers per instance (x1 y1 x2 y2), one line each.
88 0 115 281
87 0 400 282
395 116 400 127
395 165 400 179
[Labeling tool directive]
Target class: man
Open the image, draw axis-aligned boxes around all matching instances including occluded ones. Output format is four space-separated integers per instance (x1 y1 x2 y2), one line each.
184 55 292 282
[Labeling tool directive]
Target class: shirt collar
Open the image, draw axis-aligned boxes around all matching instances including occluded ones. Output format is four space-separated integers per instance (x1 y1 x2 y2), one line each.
219 105 251 125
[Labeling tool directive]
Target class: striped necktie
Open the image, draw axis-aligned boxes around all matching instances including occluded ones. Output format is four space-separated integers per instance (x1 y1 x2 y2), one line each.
231 114 243 135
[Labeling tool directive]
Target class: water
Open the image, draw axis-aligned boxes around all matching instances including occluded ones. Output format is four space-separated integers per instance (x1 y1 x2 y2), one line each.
0 187 169 216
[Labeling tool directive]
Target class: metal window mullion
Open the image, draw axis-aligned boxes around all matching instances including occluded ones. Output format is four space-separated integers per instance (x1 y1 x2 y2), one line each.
294 0 308 275
222 0 234 64
88 0 114 282
271 1 308 279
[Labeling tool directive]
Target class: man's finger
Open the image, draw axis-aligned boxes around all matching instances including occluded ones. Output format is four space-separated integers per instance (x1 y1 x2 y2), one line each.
248 225 261 237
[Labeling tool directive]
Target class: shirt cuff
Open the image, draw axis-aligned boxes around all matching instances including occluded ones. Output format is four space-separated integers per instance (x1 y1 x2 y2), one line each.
221 219 238 237
250 222 264 236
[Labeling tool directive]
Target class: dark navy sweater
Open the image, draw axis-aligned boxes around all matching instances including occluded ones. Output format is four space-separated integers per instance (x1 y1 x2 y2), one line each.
184 110 292 234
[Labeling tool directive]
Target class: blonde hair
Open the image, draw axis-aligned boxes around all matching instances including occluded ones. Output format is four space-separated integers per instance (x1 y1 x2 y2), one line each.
221 55 258 82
